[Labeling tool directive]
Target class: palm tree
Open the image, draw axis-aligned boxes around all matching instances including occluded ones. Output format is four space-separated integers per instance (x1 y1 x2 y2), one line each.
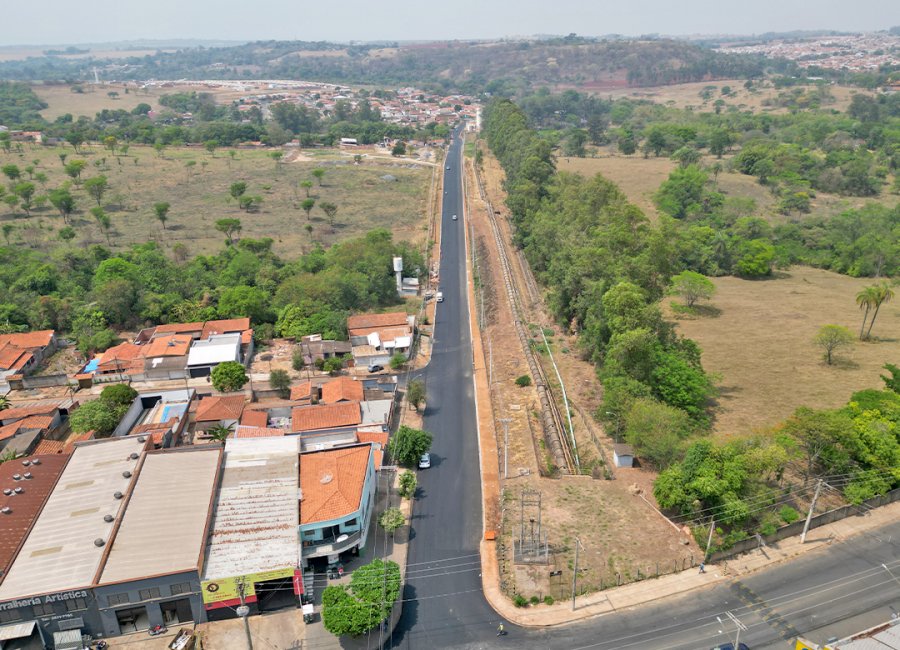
207 423 234 443
865 282 895 340
856 285 878 340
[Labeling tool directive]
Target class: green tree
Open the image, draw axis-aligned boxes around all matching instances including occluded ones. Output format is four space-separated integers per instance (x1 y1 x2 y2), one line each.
321 559 401 637
300 180 313 198
1 164 21 182
91 207 112 245
671 146 701 168
390 352 406 370
320 201 338 227
624 398 693 469
48 188 76 224
814 324 854 366
389 425 433 467
154 201 171 229
69 388 136 437
229 181 247 201
210 361 249 393
204 140 217 156
406 378 425 412
881 363 900 393
670 271 715 308
783 407 853 479
13 182 35 215
312 168 326 186
323 356 344 375
734 239 774 278
215 218 242 245
391 141 406 156
654 165 709 219
64 159 87 184
398 470 417 499
379 507 405 535
301 198 316 220
269 369 291 398
218 285 272 324
207 423 234 442
100 383 138 407
83 175 109 206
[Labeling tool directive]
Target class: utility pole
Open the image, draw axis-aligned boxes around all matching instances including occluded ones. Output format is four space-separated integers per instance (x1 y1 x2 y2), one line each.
499 418 511 479
571 537 582 611
717 612 746 649
801 479 823 544
236 580 253 650
489 339 493 387
704 518 716 561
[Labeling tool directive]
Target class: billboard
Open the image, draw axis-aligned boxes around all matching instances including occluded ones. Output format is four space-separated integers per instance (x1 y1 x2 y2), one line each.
201 567 297 609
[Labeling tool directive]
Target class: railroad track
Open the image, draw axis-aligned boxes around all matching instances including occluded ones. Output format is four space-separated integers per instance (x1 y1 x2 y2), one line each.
471 161 575 475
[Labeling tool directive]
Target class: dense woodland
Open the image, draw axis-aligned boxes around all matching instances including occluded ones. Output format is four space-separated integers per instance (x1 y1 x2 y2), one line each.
483 97 899 551
0 38 786 94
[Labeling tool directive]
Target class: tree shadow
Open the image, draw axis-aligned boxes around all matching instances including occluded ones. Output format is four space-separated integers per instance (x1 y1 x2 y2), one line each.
828 357 860 370
385 584 419 649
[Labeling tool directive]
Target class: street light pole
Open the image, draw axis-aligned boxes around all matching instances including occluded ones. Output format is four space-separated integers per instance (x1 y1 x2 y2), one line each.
237 580 253 650
499 418 511 479
571 537 582 611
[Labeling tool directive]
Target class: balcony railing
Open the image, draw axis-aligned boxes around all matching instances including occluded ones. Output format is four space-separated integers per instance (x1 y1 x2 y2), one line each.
301 530 362 558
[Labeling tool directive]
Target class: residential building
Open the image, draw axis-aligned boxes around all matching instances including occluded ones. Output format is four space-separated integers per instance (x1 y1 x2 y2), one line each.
0 399 74 456
297 335 351 366
187 334 242 378
0 330 57 380
112 389 194 449
348 311 414 366
320 377 364 404
194 395 246 432
299 443 376 566
290 402 361 435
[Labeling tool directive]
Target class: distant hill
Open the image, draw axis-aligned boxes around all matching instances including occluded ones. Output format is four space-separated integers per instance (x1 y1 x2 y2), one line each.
0 38 783 93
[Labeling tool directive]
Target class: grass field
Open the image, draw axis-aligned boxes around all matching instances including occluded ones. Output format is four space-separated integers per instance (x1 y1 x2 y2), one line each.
0 143 433 257
586 79 876 114
664 266 900 437
557 154 899 223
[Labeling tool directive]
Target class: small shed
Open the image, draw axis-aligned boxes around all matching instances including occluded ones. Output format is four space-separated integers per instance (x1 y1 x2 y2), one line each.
613 443 634 468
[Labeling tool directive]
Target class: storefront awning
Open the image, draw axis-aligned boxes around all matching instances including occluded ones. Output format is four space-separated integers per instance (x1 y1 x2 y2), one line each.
0 620 35 642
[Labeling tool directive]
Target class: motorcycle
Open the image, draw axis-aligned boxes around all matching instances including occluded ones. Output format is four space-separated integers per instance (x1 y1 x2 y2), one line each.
148 624 169 636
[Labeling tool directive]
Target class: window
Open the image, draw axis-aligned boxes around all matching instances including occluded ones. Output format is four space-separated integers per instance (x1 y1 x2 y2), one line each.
32 602 53 617
169 582 192 596
0 609 22 623
64 597 87 612
107 593 130 606
344 518 358 528
139 587 161 601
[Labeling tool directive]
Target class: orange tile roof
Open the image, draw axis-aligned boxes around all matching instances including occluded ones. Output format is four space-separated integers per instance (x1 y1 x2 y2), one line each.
31 439 65 455
377 326 412 344
196 395 246 422
347 312 409 333
240 409 269 427
16 415 55 431
201 318 251 340
97 342 142 368
153 321 204 335
0 421 25 442
232 425 286 439
320 377 364 404
356 430 388 447
290 381 313 402
241 330 253 345
0 402 62 422
64 430 94 453
300 445 372 525
0 343 32 371
140 333 192 358
0 330 54 350
291 402 361 433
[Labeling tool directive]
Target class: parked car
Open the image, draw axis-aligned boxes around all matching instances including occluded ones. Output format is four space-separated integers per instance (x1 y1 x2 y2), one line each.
418 453 431 469
446 166 451 170
436 291 444 303
367 364 384 373
452 214 458 220
710 644 750 650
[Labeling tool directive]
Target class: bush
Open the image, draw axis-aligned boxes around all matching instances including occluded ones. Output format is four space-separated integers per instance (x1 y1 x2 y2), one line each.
529 595 540 605
390 352 407 370
759 522 777 536
398 470 417 499
269 369 290 398
512 595 528 608
515 374 532 387
323 356 343 375
779 506 800 524
292 349 305 371
543 595 555 606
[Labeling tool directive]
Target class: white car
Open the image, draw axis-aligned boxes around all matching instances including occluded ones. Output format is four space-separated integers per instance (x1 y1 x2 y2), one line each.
452 214 458 220
418 453 431 469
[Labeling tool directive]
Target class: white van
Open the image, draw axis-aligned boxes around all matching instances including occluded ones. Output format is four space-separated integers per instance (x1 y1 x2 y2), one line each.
436 291 444 303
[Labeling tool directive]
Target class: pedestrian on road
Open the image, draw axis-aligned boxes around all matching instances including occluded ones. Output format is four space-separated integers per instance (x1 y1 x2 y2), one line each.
699 562 706 574
497 623 505 636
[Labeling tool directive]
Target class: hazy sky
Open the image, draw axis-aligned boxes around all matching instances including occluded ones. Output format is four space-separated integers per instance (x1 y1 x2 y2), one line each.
2 0 897 46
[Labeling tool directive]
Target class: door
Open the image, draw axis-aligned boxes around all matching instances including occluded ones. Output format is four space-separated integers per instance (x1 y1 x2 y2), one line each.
160 598 193 625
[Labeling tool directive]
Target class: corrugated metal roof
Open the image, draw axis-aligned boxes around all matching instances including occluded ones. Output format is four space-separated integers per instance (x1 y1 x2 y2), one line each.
0 437 145 600
100 448 221 584
201 437 300 581
187 334 241 367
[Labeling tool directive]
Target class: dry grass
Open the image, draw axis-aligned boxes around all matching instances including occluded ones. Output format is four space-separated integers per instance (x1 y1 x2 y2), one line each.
665 266 900 437
1 143 432 257
591 79 877 114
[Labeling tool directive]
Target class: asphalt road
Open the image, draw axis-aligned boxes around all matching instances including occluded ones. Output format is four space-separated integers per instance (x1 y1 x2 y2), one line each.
388 128 499 648
388 129 900 649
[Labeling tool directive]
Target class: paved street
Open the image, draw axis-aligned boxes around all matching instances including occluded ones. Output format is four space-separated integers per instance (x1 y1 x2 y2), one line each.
389 131 900 649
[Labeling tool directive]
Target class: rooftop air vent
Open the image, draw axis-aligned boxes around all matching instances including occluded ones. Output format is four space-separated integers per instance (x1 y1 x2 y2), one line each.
12 474 21 481
13 487 23 494
137 437 146 443
2 489 11 496
113 491 123 499
94 538 105 547
23 472 32 480
103 514 114 523
320 473 333 485
1 506 11 514
21 460 31 467
31 459 41 465
122 471 132 479
129 453 139 460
